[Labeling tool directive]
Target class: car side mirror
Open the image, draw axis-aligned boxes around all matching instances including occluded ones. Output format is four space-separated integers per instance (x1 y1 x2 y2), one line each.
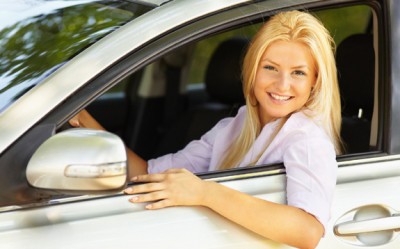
26 128 127 193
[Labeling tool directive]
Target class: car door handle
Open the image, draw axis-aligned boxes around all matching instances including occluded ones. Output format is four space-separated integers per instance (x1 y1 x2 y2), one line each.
335 215 400 236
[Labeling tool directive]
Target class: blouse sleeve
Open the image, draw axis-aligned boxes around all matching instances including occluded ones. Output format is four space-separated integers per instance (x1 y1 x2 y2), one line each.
147 117 233 174
283 132 337 232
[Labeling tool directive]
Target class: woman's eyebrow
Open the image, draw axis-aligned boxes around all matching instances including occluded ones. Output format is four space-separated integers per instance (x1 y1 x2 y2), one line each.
292 65 310 70
261 58 278 65
262 58 310 70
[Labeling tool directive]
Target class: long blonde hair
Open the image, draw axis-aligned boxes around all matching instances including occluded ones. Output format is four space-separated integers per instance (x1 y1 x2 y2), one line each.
219 10 342 170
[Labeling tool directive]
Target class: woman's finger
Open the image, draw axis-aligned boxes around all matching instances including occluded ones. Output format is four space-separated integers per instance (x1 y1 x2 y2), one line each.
146 199 173 210
129 191 167 203
130 173 168 183
69 118 80 127
124 182 164 194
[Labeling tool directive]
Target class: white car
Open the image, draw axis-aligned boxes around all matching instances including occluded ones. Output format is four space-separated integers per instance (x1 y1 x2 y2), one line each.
0 0 399 248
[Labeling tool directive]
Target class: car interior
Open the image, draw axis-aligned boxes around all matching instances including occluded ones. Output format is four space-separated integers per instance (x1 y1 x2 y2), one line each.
336 33 375 153
83 4 378 165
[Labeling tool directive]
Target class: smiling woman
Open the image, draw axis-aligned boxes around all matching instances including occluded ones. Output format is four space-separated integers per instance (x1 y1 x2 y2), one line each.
70 10 341 249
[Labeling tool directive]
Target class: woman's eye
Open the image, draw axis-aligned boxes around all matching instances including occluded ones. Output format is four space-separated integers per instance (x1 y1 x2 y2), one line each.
264 65 276 71
293 70 306 76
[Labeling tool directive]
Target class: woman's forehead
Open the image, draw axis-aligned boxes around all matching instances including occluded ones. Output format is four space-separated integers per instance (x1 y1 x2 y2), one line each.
260 40 316 70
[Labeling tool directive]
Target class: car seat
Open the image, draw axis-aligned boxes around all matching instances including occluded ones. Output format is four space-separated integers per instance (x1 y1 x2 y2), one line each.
336 33 375 153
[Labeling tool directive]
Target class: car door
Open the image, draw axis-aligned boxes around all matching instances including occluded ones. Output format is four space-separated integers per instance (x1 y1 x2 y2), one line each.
62 1 399 248
103 1 400 248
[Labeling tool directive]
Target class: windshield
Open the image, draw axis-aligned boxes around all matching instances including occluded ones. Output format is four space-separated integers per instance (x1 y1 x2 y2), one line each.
0 0 153 112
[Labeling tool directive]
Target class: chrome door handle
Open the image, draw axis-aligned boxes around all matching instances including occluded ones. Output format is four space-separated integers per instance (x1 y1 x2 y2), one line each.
335 215 400 236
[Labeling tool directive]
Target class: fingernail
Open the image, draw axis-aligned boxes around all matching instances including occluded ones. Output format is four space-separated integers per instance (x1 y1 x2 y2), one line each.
124 187 132 193
145 204 152 209
131 176 138 181
130 196 138 202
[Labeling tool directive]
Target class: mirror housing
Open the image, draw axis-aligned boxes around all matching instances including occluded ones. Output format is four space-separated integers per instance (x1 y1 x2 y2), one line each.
26 128 127 193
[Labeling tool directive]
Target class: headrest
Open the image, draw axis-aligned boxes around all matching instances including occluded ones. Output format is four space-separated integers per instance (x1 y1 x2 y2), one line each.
336 34 375 119
205 37 249 105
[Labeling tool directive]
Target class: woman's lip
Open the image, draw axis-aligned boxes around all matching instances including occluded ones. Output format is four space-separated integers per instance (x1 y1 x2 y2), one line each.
268 92 293 101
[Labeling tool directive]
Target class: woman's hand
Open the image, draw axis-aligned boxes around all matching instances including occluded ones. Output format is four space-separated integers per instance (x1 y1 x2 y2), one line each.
69 109 105 130
124 168 208 210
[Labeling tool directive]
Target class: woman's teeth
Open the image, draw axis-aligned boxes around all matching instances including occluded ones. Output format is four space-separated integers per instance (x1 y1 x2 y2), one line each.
270 93 291 101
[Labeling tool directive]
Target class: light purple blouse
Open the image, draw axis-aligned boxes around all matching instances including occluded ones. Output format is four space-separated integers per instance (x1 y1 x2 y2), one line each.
148 106 337 230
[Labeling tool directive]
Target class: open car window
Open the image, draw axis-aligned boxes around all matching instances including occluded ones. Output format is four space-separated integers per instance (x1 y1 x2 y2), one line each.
84 4 377 165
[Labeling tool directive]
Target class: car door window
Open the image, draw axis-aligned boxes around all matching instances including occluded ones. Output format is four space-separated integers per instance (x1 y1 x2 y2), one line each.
84 4 378 164
134 4 377 159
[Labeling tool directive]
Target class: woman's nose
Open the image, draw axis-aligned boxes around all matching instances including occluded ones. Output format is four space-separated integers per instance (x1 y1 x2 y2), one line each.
275 73 291 91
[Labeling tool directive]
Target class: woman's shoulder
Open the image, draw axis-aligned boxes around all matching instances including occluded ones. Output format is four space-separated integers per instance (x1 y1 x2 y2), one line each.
274 111 335 158
288 110 322 128
282 111 329 141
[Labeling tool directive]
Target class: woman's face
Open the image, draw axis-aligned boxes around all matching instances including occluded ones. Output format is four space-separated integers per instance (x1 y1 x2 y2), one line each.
254 40 317 125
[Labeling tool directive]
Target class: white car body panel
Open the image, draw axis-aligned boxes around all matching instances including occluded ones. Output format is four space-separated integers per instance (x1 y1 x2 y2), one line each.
1 177 286 249
2 157 400 248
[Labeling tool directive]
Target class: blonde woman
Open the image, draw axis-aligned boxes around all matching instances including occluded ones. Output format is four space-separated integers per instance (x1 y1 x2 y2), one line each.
71 10 341 248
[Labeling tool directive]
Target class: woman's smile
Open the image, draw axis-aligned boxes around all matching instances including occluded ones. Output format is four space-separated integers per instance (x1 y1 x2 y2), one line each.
268 92 293 102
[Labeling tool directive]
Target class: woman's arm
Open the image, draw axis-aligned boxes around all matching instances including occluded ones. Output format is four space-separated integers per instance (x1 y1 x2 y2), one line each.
69 110 148 177
202 179 323 249
125 169 323 249
126 149 148 177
